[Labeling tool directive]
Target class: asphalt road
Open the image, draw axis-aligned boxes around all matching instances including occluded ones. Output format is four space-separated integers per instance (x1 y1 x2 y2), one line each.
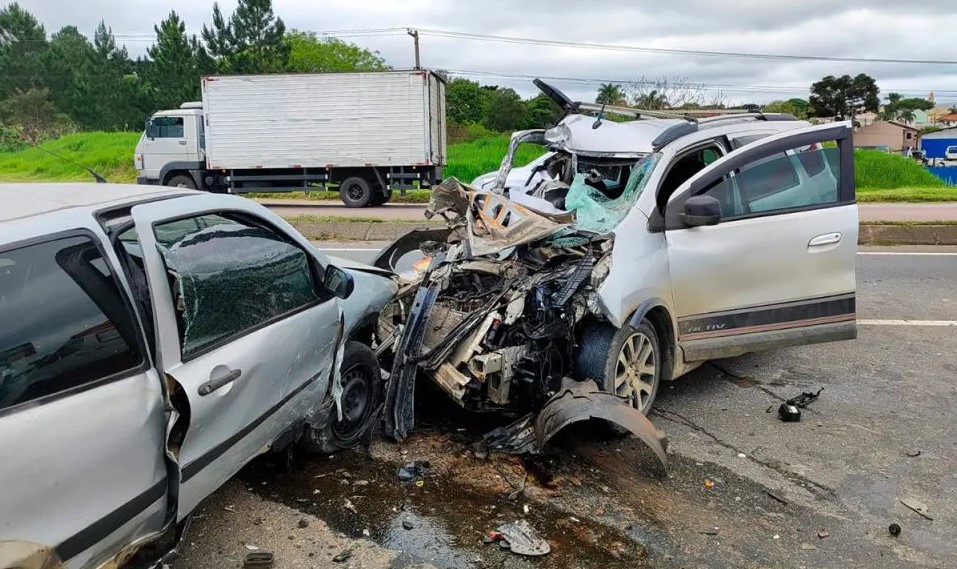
259 199 957 222
174 245 957 569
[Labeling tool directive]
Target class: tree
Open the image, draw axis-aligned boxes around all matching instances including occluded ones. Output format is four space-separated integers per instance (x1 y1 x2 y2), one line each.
596 83 625 105
763 98 810 119
145 11 209 112
202 0 288 73
284 31 388 73
809 74 880 119
0 87 73 144
446 78 489 124
484 88 528 132
897 108 916 124
0 3 48 99
44 26 98 128
524 93 562 128
627 76 725 110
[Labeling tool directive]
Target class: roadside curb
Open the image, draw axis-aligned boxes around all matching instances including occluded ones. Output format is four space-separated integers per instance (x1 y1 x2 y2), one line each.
286 219 957 246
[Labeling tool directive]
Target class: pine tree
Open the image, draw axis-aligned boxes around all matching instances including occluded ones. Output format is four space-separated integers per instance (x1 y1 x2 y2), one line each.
147 11 207 110
44 26 98 128
202 0 288 74
0 3 48 99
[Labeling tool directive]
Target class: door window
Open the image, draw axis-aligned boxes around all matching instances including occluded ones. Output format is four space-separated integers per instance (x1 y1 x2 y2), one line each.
152 214 321 358
150 116 184 138
0 236 143 411
701 142 840 219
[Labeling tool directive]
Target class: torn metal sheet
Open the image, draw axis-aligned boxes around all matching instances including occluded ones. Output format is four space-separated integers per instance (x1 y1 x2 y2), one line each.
466 190 573 257
534 380 668 469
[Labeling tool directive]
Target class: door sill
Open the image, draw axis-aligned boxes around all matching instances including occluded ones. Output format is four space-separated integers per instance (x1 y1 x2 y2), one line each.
681 320 857 362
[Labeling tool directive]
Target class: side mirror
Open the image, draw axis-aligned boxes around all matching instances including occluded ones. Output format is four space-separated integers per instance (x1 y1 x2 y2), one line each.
324 265 354 299
145 120 156 140
680 195 721 227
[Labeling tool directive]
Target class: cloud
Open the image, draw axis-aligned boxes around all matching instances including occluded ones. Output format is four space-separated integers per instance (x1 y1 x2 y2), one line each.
17 0 957 104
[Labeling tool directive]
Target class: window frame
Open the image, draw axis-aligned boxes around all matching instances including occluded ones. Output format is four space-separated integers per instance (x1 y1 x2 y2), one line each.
149 116 185 139
148 210 331 362
653 139 730 214
0 228 149 418
659 124 854 231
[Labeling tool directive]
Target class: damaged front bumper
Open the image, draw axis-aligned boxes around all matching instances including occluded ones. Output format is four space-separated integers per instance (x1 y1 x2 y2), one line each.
378 178 667 467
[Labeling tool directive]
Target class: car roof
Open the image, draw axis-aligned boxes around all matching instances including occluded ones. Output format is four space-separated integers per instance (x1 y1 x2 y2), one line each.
0 183 197 223
559 114 686 156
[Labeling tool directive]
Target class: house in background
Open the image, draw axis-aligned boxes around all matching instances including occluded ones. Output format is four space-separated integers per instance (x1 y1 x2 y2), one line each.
934 113 957 127
920 127 957 160
854 121 920 152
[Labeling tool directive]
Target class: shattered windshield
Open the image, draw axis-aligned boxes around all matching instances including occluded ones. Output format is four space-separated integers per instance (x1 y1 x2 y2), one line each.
564 152 661 233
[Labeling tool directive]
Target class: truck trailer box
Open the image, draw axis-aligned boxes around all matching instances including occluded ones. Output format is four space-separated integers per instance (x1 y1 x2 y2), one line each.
201 70 447 170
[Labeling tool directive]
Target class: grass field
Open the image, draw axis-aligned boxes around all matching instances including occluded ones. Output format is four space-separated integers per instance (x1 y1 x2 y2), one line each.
0 132 955 203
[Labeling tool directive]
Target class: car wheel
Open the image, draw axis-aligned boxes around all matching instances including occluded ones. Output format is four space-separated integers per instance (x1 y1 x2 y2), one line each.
166 174 196 189
309 341 382 453
576 319 661 414
339 177 373 208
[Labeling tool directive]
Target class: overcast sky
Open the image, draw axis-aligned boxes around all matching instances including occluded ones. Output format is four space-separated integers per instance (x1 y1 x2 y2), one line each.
19 0 957 105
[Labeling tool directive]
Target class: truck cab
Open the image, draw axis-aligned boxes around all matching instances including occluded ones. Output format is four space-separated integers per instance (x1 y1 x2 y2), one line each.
134 103 205 188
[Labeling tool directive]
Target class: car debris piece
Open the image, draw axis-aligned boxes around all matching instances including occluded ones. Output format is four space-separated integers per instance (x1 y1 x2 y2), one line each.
899 497 934 521
495 520 551 556
242 551 274 568
817 530 830 539
905 450 921 458
889 523 902 536
778 403 802 422
332 549 353 563
398 460 431 482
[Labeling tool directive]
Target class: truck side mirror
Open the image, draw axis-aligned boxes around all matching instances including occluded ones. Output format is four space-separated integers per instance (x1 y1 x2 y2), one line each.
145 120 156 140
679 195 722 227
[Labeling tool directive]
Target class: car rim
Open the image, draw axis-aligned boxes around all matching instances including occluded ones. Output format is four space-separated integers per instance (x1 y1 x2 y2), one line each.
614 332 657 411
331 367 371 441
346 182 364 202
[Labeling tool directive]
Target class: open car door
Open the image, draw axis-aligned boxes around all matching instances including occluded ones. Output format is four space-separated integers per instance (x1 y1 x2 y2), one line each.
660 122 857 361
129 196 342 518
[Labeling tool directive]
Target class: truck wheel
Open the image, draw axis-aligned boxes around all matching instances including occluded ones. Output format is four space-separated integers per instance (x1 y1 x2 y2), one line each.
166 174 196 190
370 189 392 206
575 319 661 415
340 177 373 208
307 341 382 453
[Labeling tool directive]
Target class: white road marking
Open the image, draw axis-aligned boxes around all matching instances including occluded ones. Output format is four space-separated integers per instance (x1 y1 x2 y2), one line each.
858 252 957 256
859 319 957 326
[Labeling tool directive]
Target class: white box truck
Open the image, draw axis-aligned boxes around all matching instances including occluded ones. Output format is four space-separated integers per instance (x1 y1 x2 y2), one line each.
134 70 447 207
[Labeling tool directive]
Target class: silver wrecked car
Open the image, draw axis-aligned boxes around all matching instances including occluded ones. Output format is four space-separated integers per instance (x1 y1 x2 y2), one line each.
0 184 396 568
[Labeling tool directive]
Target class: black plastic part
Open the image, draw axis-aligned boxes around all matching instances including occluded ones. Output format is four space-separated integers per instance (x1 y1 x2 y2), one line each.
652 122 699 151
679 195 722 226
888 523 901 537
778 403 801 422
533 78 578 113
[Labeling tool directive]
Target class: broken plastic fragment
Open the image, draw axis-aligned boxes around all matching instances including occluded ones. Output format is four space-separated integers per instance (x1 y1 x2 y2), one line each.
495 520 551 556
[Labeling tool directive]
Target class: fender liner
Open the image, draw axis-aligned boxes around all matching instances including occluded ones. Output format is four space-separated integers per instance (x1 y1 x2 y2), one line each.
159 161 206 187
627 297 670 328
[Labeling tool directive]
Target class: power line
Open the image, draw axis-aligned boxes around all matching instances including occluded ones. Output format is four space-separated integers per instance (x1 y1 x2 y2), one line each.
416 28 957 66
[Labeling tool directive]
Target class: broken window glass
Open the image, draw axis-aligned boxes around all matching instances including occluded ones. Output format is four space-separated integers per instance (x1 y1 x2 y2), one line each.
564 153 661 233
154 214 319 357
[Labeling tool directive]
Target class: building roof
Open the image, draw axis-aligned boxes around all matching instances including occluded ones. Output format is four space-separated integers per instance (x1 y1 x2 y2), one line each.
936 114 957 123
856 120 919 132
0 183 195 223
922 126 957 139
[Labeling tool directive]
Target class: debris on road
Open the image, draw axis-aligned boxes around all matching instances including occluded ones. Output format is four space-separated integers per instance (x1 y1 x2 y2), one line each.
297 518 309 529
765 490 789 505
242 551 274 568
704 479 715 489
817 530 830 539
344 499 358 514
332 549 352 563
495 520 551 556
402 520 414 530
801 543 817 550
899 497 934 521
905 450 922 458
398 460 431 482
889 523 902 536
777 403 802 422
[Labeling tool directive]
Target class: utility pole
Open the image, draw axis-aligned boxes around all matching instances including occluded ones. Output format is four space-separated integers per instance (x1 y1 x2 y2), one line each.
407 28 420 69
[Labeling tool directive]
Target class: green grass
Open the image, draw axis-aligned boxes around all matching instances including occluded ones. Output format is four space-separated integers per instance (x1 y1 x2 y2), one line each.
855 150 948 190
0 132 140 183
3 133 956 204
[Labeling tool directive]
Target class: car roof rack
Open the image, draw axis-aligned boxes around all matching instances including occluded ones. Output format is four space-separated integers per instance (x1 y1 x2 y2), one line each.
697 112 799 125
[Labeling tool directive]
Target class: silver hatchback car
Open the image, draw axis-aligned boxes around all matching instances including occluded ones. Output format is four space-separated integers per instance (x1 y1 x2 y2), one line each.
0 184 396 568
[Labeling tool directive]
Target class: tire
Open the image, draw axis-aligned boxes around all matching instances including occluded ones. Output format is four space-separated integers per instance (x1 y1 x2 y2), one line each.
308 341 382 453
575 319 661 414
166 174 196 190
339 177 373 208
370 189 392 206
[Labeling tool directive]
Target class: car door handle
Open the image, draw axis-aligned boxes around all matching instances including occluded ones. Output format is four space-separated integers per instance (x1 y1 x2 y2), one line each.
198 367 242 396
808 232 842 248
178 140 187 145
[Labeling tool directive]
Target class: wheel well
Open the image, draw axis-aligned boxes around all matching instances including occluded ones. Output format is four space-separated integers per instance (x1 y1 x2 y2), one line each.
161 170 189 185
644 306 676 381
